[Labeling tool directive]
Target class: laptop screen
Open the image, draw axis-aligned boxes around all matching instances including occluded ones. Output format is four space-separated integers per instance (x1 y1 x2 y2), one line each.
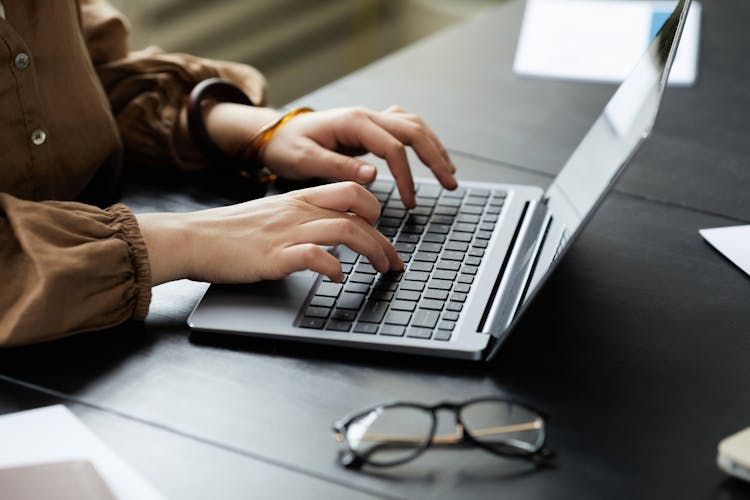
487 0 692 357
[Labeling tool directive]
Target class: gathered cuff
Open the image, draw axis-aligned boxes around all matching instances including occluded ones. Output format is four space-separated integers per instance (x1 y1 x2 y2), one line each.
106 204 152 320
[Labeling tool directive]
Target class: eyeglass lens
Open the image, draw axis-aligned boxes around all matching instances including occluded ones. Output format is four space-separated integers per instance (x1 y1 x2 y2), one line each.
345 406 433 466
459 400 544 453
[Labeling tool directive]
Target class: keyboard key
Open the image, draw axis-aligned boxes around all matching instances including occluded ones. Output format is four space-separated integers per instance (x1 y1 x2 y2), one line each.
385 310 412 325
406 327 433 339
422 233 446 244
446 302 463 312
445 241 469 252
492 190 507 198
394 242 416 253
404 271 430 282
405 214 429 225
419 242 443 253
438 320 456 331
419 299 444 311
450 292 468 303
355 262 378 274
468 248 485 257
433 270 457 281
370 289 394 302
398 252 412 263
454 283 471 294
431 215 455 225
465 256 482 266
390 300 417 312
434 206 459 216
486 206 502 215
310 296 335 308
427 223 451 234
469 188 490 197
350 273 375 284
402 224 425 235
438 198 462 208
382 208 406 219
414 252 439 263
395 289 421 301
410 207 433 216
472 239 489 249
458 274 474 284
461 265 479 276
449 232 473 243
358 301 389 323
331 309 357 321
316 282 343 297
326 320 352 332
475 230 493 240
454 223 477 233
378 226 397 237
380 324 406 337
336 246 358 264
480 223 496 232
345 283 370 294
443 187 466 198
457 214 480 224
433 329 452 341
436 259 461 271
442 310 460 321
483 214 499 223
305 306 331 318
417 184 443 198
428 278 452 290
379 217 403 228
353 322 378 334
415 197 437 207
373 279 398 292
464 196 487 206
400 281 425 292
442 250 465 261
299 317 326 329
410 261 434 273
337 292 366 310
460 205 483 215
424 289 449 301
397 233 421 244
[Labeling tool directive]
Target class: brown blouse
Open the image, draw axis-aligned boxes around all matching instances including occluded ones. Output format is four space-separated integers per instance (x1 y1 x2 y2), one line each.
0 0 266 346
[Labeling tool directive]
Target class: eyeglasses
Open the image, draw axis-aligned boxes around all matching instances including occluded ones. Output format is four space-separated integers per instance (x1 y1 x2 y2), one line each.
332 396 552 469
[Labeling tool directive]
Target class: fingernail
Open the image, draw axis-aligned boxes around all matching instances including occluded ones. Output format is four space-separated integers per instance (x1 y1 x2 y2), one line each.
357 165 376 183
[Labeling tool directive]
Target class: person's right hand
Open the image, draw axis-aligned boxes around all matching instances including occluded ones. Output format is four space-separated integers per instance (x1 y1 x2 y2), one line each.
135 182 402 286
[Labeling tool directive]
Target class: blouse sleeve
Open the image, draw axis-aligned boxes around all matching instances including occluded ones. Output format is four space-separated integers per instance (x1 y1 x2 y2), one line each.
0 194 152 346
80 0 268 170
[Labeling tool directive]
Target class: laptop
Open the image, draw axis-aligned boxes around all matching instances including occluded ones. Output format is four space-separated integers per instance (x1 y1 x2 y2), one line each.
188 0 692 361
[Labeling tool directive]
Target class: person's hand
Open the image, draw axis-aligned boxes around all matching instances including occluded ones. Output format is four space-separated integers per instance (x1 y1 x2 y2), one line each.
259 106 458 208
136 182 403 286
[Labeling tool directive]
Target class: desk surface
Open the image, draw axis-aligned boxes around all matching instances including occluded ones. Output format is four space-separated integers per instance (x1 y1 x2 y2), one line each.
2 1 750 499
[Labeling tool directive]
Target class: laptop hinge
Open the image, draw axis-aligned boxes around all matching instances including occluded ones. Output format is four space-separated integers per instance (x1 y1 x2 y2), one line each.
481 200 550 360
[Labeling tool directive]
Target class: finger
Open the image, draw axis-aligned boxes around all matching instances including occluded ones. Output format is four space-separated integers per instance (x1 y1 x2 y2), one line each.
294 182 381 226
346 116 416 208
294 215 402 273
279 244 344 282
369 112 457 190
295 138 378 184
383 106 457 175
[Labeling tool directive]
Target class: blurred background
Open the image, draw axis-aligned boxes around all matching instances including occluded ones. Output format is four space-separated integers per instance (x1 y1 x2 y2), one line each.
113 0 499 105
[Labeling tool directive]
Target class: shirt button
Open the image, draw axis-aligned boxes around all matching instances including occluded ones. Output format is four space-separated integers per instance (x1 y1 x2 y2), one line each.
31 128 47 146
14 52 30 70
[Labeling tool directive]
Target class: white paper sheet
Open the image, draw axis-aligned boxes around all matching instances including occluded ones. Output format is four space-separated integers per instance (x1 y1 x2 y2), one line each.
699 225 750 278
0 405 164 500
514 0 702 86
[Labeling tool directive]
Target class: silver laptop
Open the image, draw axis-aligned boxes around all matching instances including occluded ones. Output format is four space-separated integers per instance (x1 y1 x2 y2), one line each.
188 0 692 361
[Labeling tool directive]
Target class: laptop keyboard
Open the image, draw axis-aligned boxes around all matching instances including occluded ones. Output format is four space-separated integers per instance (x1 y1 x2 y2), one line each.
296 180 506 341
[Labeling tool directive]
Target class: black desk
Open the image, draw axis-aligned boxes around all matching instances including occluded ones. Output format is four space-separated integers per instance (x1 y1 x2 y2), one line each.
3 1 750 498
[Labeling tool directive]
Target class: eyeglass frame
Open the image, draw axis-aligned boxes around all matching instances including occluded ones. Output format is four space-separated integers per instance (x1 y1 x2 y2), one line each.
332 396 553 469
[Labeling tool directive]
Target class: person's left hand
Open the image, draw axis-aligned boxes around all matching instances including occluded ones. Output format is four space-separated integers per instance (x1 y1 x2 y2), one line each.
259 106 458 208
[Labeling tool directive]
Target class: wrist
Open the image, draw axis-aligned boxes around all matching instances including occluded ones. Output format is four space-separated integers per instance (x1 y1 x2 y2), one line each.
203 103 282 158
136 213 191 286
